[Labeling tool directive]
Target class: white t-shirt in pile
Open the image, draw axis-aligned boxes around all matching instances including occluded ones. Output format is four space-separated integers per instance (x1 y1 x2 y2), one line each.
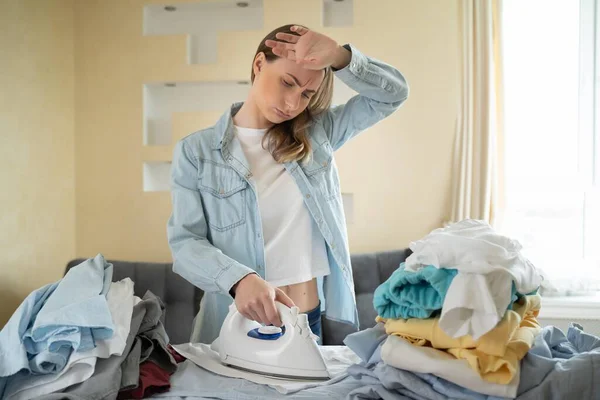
234 125 330 287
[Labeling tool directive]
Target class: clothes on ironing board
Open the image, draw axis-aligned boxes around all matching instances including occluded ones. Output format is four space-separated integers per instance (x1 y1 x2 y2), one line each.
167 344 187 364
32 290 177 400
23 254 114 354
372 259 521 339
373 263 458 320
343 322 388 365
117 361 172 400
0 254 114 383
343 325 509 399
148 356 367 400
440 271 514 341
1 279 134 400
381 334 519 398
442 275 539 341
404 219 540 288
517 323 600 399
404 219 542 339
377 294 542 385
118 291 178 393
172 342 361 395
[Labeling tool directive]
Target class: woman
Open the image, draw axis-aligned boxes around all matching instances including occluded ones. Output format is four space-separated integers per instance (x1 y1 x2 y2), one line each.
167 24 409 345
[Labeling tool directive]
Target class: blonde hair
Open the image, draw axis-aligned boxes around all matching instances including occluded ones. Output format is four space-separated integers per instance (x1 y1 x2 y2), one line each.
251 24 334 163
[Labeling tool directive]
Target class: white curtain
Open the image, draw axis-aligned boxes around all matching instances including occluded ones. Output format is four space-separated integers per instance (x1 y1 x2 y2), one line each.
449 0 505 227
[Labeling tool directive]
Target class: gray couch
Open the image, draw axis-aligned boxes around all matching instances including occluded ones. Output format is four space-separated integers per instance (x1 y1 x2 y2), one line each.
65 248 411 345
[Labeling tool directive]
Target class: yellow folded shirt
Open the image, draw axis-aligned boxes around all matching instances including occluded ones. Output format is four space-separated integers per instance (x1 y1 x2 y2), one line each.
376 294 542 384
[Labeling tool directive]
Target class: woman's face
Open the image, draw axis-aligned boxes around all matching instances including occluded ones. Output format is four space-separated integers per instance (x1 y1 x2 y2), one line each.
251 53 325 124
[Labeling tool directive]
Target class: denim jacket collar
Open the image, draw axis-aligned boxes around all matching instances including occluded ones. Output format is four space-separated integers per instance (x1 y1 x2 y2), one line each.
212 102 243 150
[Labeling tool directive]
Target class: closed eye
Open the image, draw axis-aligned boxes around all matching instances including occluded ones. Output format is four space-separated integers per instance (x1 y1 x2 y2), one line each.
282 78 313 99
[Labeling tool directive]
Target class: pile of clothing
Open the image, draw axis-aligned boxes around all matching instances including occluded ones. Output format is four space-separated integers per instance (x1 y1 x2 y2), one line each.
346 219 543 398
0 254 185 400
373 219 542 395
341 219 600 400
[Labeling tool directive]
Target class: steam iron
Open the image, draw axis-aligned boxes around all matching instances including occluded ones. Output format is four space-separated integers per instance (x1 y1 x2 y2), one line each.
217 301 330 381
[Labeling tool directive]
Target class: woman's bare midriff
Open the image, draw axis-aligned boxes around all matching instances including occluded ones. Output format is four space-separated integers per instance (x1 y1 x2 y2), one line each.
278 278 320 312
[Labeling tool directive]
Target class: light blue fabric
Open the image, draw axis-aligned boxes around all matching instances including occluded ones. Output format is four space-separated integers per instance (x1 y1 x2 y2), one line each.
147 359 365 400
166 44 410 344
343 321 387 365
0 254 114 383
373 263 458 319
343 325 508 400
347 363 448 400
0 282 58 379
517 323 600 399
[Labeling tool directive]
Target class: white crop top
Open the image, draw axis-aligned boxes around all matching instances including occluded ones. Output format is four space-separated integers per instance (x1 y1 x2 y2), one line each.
234 125 330 287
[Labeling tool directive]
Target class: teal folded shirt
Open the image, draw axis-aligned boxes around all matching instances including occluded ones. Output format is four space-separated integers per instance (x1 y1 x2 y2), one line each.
373 263 532 320
373 263 458 319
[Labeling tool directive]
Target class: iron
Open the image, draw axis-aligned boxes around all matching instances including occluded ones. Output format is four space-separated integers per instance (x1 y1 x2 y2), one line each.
217 301 330 380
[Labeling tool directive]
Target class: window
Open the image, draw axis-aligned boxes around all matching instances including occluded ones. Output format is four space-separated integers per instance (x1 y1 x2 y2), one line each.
501 0 600 294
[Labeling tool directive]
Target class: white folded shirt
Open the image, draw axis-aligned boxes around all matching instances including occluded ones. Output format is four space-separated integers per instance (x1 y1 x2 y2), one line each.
381 335 518 399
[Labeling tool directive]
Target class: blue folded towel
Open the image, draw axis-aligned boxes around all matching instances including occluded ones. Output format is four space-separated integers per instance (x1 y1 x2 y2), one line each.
373 262 458 320
0 254 114 379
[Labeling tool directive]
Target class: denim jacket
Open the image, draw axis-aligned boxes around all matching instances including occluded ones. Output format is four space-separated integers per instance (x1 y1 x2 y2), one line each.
167 44 409 344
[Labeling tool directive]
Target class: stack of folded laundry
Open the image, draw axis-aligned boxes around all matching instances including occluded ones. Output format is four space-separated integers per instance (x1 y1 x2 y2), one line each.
370 219 543 398
0 254 184 400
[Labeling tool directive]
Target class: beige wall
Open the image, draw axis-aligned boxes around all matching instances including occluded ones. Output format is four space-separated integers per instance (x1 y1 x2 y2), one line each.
74 0 459 261
1 0 459 325
0 0 76 325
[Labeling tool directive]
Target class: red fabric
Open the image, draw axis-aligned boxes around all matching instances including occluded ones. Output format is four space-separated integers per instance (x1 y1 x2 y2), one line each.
117 361 171 399
167 344 186 363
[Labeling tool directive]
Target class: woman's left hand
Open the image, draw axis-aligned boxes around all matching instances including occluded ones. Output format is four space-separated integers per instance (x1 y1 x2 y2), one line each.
265 25 351 70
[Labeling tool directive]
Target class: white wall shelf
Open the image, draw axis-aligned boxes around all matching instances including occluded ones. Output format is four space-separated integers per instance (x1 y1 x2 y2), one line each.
143 1 264 65
323 0 353 27
144 0 354 64
143 81 251 146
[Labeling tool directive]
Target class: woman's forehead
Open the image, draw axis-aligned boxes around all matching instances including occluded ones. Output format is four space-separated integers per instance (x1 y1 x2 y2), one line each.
272 58 325 89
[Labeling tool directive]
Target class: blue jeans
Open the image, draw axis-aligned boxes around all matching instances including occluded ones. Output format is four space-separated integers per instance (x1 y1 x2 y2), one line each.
305 302 322 345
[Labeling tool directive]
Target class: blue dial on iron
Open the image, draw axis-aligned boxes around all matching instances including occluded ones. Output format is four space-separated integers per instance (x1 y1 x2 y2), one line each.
247 325 286 340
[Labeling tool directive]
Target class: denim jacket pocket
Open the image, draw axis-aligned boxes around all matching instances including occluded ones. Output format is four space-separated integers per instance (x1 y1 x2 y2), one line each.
302 141 341 201
198 161 247 232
